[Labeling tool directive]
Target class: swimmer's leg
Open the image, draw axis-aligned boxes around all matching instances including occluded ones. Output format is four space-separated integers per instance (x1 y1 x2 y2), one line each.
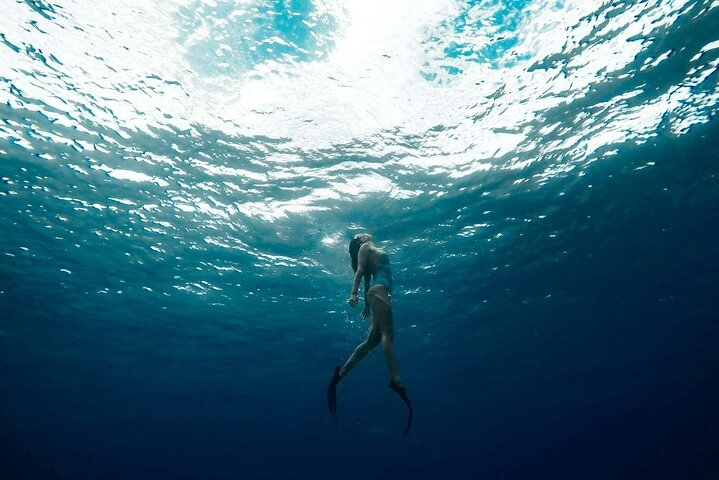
367 287 403 386
328 327 381 419
382 330 413 435
340 327 381 378
381 331 402 386
368 286 413 435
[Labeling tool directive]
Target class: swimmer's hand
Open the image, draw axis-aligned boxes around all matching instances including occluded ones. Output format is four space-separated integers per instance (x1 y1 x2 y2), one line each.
348 293 359 308
360 305 371 321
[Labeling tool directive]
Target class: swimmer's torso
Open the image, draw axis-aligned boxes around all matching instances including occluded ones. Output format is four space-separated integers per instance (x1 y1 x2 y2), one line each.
364 245 392 294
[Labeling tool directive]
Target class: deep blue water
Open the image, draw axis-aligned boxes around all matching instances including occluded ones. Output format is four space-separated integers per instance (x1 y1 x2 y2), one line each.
2 1 719 479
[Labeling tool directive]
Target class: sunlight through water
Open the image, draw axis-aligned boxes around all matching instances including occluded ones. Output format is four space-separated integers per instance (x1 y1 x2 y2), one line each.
3 1 719 478
2 0 717 309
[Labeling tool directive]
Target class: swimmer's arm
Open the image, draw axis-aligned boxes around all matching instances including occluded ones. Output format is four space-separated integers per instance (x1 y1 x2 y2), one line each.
350 244 369 295
360 271 371 319
349 244 369 307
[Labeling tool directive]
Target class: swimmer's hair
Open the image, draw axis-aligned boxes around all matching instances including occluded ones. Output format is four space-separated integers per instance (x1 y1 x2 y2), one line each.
349 233 372 272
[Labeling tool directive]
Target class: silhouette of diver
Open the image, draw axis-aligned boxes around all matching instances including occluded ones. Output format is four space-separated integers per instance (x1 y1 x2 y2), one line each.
327 234 413 436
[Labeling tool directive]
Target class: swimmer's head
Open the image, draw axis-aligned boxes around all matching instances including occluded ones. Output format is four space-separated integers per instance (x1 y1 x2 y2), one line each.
349 233 372 272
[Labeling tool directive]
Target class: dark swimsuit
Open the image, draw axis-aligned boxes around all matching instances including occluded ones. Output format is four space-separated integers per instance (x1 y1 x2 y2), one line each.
370 252 393 295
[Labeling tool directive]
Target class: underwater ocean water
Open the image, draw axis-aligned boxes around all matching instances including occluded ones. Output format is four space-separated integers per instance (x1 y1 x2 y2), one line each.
2 0 719 478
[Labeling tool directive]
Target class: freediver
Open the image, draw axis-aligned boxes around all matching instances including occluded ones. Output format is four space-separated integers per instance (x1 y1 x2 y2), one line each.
327 233 413 436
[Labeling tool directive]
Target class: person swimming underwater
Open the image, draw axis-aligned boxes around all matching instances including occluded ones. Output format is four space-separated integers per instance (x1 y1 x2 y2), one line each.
327 233 413 436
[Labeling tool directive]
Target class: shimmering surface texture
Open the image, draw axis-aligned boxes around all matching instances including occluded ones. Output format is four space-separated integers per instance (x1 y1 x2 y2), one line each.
2 1 719 478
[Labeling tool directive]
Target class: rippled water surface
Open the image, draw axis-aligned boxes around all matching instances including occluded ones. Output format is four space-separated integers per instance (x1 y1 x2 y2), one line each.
2 1 719 479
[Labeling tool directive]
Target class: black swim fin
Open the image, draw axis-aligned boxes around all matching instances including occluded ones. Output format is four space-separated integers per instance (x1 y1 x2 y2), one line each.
327 366 341 421
388 379 413 436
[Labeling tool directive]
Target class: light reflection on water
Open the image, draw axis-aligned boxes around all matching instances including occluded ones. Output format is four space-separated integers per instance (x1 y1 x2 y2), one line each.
1 0 718 311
